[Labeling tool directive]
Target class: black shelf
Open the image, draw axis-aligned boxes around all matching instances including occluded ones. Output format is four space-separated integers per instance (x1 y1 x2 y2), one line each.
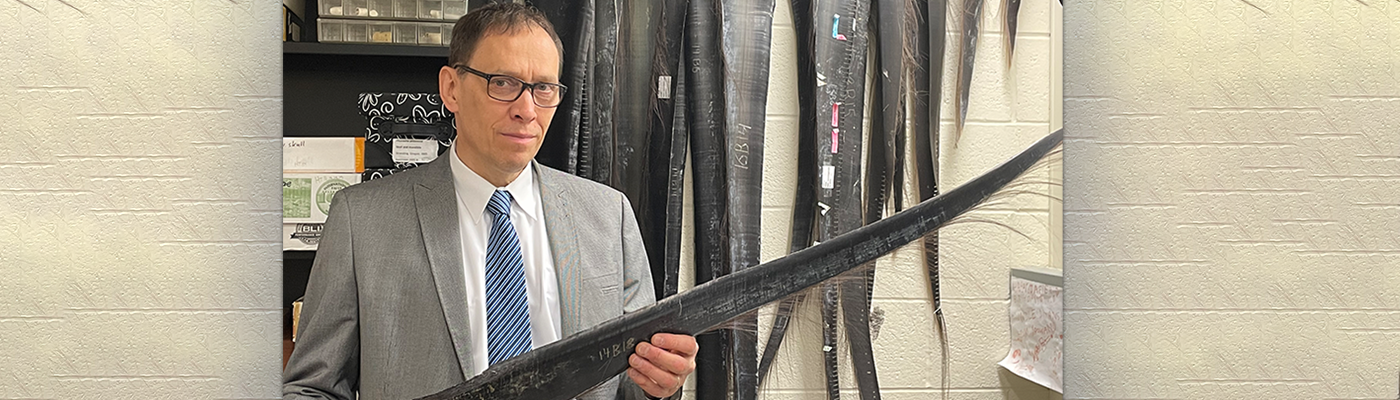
284 251 315 316
285 250 317 261
283 38 446 312
284 41 446 138
284 41 450 58
282 5 456 363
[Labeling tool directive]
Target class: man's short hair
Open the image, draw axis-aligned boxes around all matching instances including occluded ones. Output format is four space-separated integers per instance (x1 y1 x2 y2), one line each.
448 3 565 73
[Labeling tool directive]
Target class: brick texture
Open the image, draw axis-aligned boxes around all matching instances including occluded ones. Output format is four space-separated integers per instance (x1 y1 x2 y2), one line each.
0 0 283 398
1064 1 1400 399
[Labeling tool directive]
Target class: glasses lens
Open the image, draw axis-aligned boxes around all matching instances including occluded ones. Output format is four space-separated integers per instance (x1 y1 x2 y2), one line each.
487 77 523 101
533 84 562 107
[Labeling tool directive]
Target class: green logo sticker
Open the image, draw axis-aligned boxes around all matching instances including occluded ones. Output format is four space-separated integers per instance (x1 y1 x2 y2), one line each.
283 178 312 219
317 178 350 215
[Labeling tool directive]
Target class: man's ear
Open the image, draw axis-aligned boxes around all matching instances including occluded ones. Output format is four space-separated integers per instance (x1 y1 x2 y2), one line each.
439 66 460 112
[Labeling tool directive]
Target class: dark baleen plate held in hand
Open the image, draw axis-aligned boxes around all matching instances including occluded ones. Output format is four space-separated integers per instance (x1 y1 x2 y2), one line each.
416 130 1063 400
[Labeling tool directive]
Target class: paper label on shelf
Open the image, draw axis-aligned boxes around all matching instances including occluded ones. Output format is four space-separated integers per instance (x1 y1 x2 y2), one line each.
284 137 364 173
392 138 439 163
820 165 835 189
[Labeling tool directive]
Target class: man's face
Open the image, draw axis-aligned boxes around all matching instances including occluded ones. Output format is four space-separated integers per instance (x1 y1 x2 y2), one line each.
440 25 560 183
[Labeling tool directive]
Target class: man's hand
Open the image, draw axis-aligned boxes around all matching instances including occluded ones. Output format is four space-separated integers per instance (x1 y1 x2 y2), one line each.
627 333 698 399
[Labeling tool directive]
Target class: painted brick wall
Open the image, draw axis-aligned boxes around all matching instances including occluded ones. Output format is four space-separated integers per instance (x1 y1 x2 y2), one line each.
680 0 1064 398
1063 1 1400 399
0 0 284 398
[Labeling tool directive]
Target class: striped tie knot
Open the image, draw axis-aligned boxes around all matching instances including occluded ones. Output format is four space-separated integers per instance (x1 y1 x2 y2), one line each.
487 190 513 217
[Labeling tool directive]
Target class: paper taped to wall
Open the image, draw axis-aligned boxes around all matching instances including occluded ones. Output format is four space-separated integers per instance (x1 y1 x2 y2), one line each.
998 267 1063 393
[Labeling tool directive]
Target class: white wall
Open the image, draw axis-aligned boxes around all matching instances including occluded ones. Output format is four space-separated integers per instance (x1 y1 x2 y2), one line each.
1063 1 1400 399
0 1 283 398
680 0 1064 398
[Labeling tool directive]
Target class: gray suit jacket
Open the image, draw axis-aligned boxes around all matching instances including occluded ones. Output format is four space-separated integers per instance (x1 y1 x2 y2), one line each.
284 157 658 400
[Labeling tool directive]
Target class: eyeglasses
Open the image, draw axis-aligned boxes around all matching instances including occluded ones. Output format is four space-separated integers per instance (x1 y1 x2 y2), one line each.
452 64 568 108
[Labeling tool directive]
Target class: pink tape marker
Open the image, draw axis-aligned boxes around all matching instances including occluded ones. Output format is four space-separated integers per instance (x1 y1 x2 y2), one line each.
831 128 840 154
831 103 840 127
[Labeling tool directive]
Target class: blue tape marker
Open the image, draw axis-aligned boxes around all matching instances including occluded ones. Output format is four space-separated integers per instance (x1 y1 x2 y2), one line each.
832 14 847 41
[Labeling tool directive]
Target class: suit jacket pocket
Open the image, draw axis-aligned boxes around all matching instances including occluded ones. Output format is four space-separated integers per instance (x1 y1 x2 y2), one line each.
587 274 621 297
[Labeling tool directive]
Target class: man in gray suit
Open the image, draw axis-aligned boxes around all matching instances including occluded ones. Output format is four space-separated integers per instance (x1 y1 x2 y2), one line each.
283 4 697 399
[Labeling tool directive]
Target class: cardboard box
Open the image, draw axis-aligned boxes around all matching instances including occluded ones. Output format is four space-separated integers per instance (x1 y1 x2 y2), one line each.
284 137 365 173
283 173 361 223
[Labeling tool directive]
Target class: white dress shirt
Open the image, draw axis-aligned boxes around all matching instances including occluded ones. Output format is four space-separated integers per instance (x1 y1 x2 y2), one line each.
447 141 562 377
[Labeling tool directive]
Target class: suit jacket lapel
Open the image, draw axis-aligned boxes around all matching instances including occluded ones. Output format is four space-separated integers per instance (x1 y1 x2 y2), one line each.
537 164 586 336
412 158 475 379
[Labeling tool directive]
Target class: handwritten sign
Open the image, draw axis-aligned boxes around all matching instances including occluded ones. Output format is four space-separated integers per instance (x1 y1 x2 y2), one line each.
998 270 1063 393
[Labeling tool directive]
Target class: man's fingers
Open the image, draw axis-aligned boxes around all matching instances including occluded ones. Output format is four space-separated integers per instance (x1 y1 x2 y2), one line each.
626 367 667 396
651 333 699 358
629 354 682 390
637 342 693 376
629 334 697 398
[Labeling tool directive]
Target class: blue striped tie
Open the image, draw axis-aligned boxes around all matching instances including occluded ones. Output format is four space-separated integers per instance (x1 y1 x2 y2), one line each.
484 190 532 365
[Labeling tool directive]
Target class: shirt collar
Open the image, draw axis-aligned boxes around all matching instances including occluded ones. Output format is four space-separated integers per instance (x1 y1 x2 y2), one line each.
447 140 540 225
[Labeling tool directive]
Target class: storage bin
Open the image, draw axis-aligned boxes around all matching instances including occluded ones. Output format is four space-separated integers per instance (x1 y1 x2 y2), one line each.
419 23 444 45
393 23 417 45
365 22 390 43
393 0 418 19
367 0 394 18
319 19 346 42
320 0 461 20
320 18 452 45
320 0 370 17
443 0 466 19
417 0 442 19
346 20 368 42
